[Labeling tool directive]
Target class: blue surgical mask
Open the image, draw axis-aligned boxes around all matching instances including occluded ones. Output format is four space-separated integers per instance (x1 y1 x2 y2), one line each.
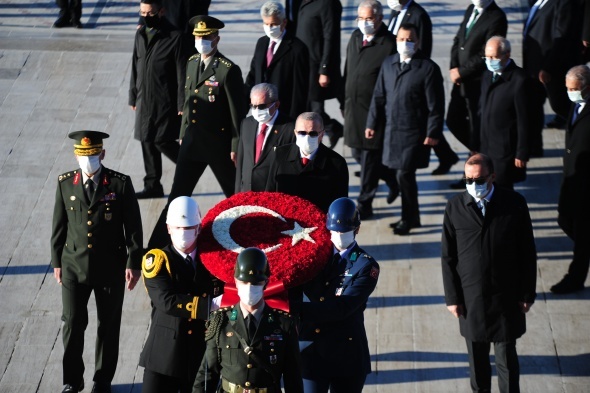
485 58 502 73
466 182 489 199
567 90 585 104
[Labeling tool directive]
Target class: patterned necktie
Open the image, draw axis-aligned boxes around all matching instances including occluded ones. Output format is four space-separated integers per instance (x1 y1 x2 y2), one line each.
85 179 95 202
255 123 268 163
301 157 309 166
492 73 498 83
480 199 488 217
266 40 276 67
465 8 479 38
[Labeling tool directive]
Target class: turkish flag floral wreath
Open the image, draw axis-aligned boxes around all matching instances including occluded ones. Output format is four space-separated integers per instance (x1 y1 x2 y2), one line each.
197 191 332 311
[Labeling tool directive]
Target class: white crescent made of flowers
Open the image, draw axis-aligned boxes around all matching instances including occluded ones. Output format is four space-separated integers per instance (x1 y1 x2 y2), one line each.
212 205 317 254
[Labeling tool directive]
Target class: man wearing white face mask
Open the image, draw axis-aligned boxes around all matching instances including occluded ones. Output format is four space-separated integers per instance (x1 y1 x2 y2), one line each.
51 131 143 393
235 83 295 193
265 111 349 212
193 248 303 393
245 1 309 120
442 153 537 393
293 197 379 393
477 36 533 190
550 65 590 294
140 196 223 393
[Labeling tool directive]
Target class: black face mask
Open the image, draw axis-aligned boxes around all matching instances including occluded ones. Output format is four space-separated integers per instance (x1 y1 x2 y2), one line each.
143 14 160 29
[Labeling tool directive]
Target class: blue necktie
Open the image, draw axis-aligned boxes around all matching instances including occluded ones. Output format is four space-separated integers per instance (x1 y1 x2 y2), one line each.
523 1 541 37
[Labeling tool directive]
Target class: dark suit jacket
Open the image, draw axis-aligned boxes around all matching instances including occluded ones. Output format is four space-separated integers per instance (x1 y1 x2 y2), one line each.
343 23 396 150
450 2 507 82
265 143 349 212
523 0 583 77
387 1 433 58
441 187 537 342
558 102 590 230
50 166 143 285
193 304 303 393
139 245 223 379
245 28 310 119
180 51 248 160
299 243 379 377
478 61 530 186
235 113 296 192
366 51 445 170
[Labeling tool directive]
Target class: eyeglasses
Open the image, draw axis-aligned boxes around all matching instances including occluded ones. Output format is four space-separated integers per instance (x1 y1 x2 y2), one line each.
296 131 321 137
462 175 490 185
250 102 276 110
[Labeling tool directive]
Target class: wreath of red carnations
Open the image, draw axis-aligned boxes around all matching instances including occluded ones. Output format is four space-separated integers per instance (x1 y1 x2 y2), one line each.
198 191 332 288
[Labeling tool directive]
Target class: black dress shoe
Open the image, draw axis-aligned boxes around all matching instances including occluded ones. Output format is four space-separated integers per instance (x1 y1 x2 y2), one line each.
358 207 373 220
326 119 343 149
91 382 112 393
71 19 83 28
550 276 584 294
449 179 466 189
392 220 421 235
386 188 399 204
62 380 84 392
432 157 459 175
53 16 71 28
135 188 164 199
354 171 361 178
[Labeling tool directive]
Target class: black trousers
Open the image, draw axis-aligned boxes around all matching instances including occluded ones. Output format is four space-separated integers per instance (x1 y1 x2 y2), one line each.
148 144 236 249
140 140 180 191
56 0 82 21
357 148 397 211
465 339 520 393
432 132 459 165
142 369 194 393
61 279 125 386
446 83 481 151
558 214 590 284
395 168 420 224
302 372 366 393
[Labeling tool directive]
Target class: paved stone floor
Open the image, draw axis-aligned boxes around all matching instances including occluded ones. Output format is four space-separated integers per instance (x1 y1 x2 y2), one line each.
0 0 589 392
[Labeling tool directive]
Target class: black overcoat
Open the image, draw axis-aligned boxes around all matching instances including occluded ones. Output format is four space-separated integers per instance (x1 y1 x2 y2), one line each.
343 23 395 150
366 51 444 170
129 19 187 143
441 187 537 342
296 0 343 101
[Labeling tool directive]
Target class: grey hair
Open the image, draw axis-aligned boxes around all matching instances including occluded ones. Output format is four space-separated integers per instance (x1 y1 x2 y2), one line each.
358 0 383 17
296 112 324 130
260 1 286 21
250 83 279 102
566 65 590 87
488 35 511 55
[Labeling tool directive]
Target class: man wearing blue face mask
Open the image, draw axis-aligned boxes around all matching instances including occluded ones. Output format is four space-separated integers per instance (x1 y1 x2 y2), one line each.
235 83 296 192
265 112 348 212
442 153 537 393
476 36 534 190
293 197 379 393
51 131 143 393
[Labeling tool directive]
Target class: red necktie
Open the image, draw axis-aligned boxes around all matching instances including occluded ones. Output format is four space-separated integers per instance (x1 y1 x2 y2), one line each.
362 39 368 47
301 157 309 166
266 41 276 67
255 123 268 163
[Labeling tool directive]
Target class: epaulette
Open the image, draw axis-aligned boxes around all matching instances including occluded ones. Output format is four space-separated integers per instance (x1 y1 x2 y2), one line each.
142 249 171 279
58 170 75 182
271 308 292 319
106 168 128 181
189 53 200 61
218 58 233 68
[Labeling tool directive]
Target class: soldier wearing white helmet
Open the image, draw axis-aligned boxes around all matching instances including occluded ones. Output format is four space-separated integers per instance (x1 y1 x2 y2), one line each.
139 196 223 393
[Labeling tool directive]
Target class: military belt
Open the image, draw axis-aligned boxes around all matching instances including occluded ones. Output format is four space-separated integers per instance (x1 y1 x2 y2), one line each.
222 378 272 393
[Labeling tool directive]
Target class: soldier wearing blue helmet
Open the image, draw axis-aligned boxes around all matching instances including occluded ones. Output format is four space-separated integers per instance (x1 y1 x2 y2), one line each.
297 197 380 393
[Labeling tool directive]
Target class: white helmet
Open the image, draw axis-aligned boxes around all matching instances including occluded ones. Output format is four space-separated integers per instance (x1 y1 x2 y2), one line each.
166 196 201 227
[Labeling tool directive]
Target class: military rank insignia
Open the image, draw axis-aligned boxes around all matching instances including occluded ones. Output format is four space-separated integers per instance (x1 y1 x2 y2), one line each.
370 266 379 280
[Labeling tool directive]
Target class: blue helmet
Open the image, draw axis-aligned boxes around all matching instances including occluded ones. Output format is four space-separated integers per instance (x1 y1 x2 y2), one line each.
326 197 361 232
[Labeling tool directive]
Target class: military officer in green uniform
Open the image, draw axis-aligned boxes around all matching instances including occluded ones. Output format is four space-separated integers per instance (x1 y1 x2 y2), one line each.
193 248 303 393
50 131 143 393
148 14 248 249
140 196 224 393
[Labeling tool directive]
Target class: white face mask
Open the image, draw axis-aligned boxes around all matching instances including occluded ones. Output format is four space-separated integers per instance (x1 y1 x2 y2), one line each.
195 39 215 56
387 0 402 11
252 103 275 123
567 90 585 104
170 228 198 251
471 0 492 9
397 41 415 58
78 155 101 176
357 20 376 36
236 282 265 306
296 134 320 155
330 230 355 250
466 182 490 199
263 24 282 39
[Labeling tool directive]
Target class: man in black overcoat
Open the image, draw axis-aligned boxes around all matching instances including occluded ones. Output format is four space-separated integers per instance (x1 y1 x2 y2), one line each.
235 83 295 193
442 153 537 393
551 65 590 294
365 24 444 235
245 1 309 120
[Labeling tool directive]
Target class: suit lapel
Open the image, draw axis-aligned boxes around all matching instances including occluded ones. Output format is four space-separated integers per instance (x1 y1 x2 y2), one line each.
572 103 590 126
462 192 484 225
269 39 290 67
90 169 109 208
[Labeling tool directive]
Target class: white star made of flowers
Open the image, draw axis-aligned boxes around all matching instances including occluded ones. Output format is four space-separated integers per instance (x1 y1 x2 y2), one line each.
281 222 317 246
